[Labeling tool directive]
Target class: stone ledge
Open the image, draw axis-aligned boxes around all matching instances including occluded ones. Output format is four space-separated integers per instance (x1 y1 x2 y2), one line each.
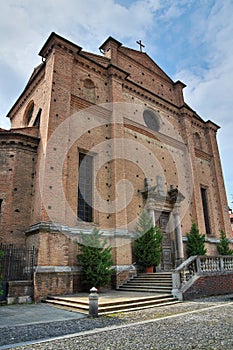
35 266 80 273
26 221 133 239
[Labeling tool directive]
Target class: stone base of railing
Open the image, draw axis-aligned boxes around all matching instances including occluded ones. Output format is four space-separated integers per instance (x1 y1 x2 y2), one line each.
111 265 137 288
181 272 233 300
172 256 233 301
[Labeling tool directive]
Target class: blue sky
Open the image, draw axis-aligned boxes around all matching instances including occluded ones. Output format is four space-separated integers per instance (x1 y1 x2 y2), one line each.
0 0 232 206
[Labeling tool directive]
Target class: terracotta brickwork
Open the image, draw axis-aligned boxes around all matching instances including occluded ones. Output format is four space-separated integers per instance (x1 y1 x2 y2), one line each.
0 131 39 245
183 273 233 300
34 271 73 301
1 32 232 299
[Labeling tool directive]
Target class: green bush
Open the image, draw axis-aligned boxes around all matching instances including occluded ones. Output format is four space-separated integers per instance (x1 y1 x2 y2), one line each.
133 210 163 268
77 228 113 290
186 222 207 257
217 230 233 255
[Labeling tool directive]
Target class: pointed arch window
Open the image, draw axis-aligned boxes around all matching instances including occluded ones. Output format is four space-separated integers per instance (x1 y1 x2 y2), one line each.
33 108 42 127
24 101 34 126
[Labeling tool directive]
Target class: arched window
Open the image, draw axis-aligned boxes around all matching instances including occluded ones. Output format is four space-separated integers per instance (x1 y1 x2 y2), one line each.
33 108 42 127
83 78 96 103
143 109 160 132
24 101 34 126
194 132 202 149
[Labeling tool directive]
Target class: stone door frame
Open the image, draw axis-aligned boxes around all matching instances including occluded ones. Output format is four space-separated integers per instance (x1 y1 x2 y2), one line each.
141 185 185 270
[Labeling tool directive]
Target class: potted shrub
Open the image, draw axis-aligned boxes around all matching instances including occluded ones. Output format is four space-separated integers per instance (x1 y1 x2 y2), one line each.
77 228 113 291
133 210 163 272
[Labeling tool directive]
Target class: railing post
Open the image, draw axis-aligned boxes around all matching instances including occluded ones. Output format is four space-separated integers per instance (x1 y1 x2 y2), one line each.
196 256 202 274
220 256 224 272
89 287 99 317
172 271 183 301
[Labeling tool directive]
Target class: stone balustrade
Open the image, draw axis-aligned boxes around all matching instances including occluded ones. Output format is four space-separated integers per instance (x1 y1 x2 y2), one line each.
172 255 233 300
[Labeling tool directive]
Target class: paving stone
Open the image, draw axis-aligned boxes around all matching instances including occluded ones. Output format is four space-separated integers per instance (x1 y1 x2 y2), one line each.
1 294 233 349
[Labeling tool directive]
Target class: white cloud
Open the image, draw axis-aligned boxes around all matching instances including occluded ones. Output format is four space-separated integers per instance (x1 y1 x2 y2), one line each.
173 1 233 203
0 0 162 124
0 0 232 202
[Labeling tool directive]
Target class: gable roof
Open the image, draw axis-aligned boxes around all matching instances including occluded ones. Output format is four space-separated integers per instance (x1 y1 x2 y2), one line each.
119 46 173 83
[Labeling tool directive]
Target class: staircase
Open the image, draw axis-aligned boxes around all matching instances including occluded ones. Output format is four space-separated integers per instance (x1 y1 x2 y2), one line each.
118 272 173 293
45 292 178 315
44 272 179 315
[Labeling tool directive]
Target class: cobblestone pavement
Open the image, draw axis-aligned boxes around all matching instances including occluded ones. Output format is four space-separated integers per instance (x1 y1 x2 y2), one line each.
1 295 233 350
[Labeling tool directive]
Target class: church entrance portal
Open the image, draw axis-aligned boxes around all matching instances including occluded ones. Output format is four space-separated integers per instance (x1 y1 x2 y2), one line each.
156 211 174 270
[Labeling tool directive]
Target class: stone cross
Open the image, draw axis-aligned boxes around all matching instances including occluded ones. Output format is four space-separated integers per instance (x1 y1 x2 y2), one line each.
136 40 145 52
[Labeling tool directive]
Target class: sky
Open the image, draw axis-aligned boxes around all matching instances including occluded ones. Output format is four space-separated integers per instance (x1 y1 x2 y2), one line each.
0 0 232 206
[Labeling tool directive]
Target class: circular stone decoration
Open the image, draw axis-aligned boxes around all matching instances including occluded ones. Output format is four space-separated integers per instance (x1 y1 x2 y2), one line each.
143 109 160 131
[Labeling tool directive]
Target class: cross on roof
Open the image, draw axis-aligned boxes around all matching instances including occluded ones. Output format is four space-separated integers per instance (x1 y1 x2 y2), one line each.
136 40 145 52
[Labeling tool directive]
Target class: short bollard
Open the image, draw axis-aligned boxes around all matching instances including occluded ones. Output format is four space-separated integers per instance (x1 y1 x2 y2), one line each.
89 287 99 317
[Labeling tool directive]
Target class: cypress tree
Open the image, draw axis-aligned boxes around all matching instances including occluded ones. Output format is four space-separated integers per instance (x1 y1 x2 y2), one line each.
186 222 207 257
217 230 233 255
77 228 113 290
133 210 163 268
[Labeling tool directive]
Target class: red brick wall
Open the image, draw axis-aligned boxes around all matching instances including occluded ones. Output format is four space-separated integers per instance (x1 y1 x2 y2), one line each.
34 272 73 301
0 134 38 245
183 273 233 300
1 33 231 277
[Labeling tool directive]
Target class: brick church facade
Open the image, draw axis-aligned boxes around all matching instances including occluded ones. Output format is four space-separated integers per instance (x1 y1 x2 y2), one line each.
0 32 231 300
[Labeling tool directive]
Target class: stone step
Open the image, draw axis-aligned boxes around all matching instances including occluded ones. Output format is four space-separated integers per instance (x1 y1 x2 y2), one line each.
119 285 172 290
118 287 171 293
138 273 172 278
139 272 173 275
118 272 173 294
45 299 89 314
127 279 172 285
99 297 178 314
45 293 179 315
44 272 177 315
46 293 170 308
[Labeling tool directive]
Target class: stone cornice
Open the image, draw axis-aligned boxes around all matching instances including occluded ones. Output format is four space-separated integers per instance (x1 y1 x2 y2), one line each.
107 63 129 80
123 82 181 116
39 32 82 59
205 120 220 132
26 221 133 238
0 132 39 151
74 55 108 77
35 266 80 273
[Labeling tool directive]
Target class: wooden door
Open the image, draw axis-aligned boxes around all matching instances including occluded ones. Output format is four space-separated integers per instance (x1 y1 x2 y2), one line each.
156 212 173 270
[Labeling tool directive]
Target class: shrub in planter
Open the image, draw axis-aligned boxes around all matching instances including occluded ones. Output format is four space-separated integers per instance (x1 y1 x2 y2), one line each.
77 228 113 290
133 210 163 271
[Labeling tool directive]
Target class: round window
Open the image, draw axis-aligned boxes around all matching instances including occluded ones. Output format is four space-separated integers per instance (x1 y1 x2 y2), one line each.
143 110 160 131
